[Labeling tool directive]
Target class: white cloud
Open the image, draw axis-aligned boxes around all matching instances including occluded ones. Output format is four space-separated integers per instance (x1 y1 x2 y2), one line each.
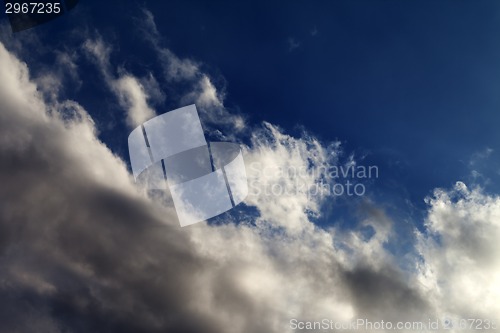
2 24 500 333
243 122 340 234
417 182 500 322
140 72 166 106
114 75 156 127
140 8 200 82
159 47 200 81
288 37 301 52
189 74 223 109
83 37 157 128
82 38 111 72
469 148 494 167
0 39 433 332
140 10 246 134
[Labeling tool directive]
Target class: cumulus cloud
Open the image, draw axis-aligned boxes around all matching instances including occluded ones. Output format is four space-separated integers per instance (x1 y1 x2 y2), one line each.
243 122 340 234
1 28 499 333
287 37 301 52
140 8 200 82
417 182 500 322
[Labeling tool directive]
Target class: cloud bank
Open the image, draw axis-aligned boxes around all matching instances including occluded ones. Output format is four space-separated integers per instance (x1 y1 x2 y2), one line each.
0 17 499 333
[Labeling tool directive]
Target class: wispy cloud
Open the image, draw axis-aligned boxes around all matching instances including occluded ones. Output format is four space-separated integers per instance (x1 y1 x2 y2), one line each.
83 36 158 128
139 9 246 135
287 37 301 52
0 11 499 333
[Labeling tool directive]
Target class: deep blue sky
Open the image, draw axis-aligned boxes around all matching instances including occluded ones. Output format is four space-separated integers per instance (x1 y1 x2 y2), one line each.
4 0 500 221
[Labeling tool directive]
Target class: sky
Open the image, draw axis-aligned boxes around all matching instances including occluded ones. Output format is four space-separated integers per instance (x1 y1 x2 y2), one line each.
0 1 499 332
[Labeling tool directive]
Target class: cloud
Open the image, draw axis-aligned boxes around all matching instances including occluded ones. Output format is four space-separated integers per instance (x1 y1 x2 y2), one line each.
83 37 157 128
0 39 217 333
139 10 246 134
0 39 431 333
243 122 340 234
33 50 81 102
140 8 199 82
417 182 500 321
469 148 494 167
184 74 223 109
1 25 500 333
287 37 301 52
82 37 111 72
158 47 200 82
114 75 157 127
0 23 81 103
141 72 167 106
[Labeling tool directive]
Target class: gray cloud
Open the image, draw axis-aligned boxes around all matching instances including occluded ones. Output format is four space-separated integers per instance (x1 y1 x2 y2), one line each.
83 36 157 128
138 10 246 136
1 21 499 333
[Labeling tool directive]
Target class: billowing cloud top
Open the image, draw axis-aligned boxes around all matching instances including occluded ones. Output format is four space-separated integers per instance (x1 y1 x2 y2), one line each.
0 12 499 333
